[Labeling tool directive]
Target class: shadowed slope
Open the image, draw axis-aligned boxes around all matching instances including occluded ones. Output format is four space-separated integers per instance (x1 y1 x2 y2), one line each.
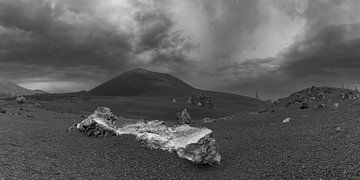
89 68 195 96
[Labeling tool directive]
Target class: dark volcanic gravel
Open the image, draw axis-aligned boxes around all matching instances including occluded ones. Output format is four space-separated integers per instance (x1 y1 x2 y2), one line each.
2 91 360 179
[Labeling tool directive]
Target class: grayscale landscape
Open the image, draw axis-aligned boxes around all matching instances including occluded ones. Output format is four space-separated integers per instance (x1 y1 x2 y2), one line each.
1 0 360 179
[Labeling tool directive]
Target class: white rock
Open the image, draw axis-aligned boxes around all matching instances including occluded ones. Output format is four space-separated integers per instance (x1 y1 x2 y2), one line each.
75 107 221 165
282 117 291 123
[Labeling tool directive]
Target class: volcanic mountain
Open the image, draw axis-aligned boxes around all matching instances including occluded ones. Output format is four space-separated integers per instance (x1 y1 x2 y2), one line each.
89 68 257 102
0 80 43 97
90 68 195 96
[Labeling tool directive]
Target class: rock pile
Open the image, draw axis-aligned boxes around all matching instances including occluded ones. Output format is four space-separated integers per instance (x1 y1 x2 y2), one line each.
270 86 360 111
15 96 26 104
340 92 360 100
75 107 118 137
71 107 221 165
176 108 191 124
188 92 215 110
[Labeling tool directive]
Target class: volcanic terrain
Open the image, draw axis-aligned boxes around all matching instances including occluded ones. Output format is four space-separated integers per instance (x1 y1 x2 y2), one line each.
2 73 360 179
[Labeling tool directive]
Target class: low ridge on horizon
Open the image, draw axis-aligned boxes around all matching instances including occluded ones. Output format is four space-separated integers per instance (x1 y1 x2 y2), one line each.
0 79 45 97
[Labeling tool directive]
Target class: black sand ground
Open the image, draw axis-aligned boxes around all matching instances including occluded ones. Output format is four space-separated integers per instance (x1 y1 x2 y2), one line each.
1 93 360 179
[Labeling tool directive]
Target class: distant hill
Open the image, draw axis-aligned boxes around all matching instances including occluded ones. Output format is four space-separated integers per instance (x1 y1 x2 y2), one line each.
90 68 195 96
89 68 261 103
0 80 45 97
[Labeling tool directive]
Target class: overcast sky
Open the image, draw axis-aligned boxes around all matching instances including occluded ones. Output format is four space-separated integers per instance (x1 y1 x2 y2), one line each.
1 0 360 99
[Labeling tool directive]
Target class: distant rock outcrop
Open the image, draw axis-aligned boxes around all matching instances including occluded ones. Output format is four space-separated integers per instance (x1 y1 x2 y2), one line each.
176 108 191 125
15 96 26 104
258 86 360 113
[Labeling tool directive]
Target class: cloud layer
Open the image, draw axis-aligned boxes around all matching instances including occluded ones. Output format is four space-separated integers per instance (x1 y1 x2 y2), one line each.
1 0 360 98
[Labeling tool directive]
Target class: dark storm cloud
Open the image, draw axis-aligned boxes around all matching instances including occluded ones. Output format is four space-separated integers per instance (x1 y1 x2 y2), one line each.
218 0 360 99
2 0 360 97
133 10 173 51
221 23 360 99
282 24 360 79
0 0 188 88
0 0 136 84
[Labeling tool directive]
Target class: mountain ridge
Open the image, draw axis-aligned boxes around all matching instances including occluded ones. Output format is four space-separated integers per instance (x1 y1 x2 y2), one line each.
89 68 195 96
89 68 260 104
0 80 44 97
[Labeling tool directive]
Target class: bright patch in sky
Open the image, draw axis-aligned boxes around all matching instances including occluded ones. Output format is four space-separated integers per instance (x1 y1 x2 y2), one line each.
19 81 92 93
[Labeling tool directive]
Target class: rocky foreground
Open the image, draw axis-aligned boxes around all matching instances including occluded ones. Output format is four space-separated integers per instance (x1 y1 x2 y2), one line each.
71 107 221 165
3 86 360 179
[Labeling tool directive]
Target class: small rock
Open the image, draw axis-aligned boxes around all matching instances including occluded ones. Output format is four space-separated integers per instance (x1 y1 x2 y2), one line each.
300 103 309 109
176 109 191 125
15 96 26 104
75 107 118 137
203 117 216 123
0 108 6 114
314 104 326 110
282 117 291 123
335 127 342 132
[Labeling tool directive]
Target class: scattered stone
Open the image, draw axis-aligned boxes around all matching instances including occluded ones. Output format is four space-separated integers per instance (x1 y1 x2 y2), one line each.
203 117 217 123
333 103 340 108
203 117 211 122
300 103 309 109
282 117 291 123
0 108 6 114
16 96 26 104
317 94 325 99
66 124 76 132
26 114 34 118
187 97 192 104
314 104 326 110
341 92 359 100
258 109 268 113
335 127 342 132
19 108 24 111
176 109 191 125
